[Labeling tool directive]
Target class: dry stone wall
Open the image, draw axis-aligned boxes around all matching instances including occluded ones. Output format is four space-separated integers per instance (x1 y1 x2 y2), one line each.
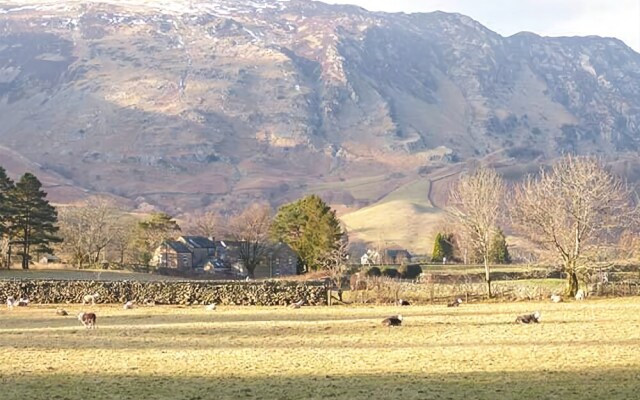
0 280 328 306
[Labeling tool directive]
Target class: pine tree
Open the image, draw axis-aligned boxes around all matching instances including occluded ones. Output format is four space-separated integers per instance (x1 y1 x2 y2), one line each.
0 166 15 237
489 229 511 264
431 232 454 262
10 173 62 269
271 195 344 273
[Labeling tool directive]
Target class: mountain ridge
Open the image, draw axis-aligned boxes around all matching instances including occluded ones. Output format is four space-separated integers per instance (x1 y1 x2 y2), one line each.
1 0 640 252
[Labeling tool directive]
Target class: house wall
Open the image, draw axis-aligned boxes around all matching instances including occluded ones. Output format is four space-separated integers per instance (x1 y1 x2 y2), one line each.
254 247 298 278
157 249 192 270
190 248 211 268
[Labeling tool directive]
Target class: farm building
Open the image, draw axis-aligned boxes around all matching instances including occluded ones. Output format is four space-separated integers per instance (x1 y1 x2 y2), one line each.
178 236 216 268
210 240 298 278
152 236 298 278
153 240 193 270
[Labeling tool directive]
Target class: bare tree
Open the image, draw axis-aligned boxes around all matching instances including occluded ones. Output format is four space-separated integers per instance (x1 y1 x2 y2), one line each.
58 197 123 268
317 234 350 289
511 155 636 297
227 204 272 279
448 167 505 298
107 216 138 266
183 210 221 238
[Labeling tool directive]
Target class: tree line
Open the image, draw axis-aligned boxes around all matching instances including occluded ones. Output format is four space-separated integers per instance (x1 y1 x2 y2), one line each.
55 196 346 278
446 155 637 297
5 154 629 296
0 165 347 274
0 167 62 269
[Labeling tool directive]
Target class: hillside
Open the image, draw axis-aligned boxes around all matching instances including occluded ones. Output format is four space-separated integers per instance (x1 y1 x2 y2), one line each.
1 0 640 251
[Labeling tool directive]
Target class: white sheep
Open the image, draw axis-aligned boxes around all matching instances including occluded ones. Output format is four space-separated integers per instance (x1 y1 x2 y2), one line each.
16 297 29 307
575 289 586 301
6 296 16 309
123 300 135 310
289 300 305 309
205 303 217 311
83 293 99 305
550 294 563 303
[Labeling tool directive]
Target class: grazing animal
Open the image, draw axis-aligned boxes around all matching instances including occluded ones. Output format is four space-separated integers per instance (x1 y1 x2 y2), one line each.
397 299 411 306
515 311 541 324
550 294 563 303
83 293 99 305
6 296 16 309
56 308 69 316
447 298 463 307
143 299 156 307
205 303 217 311
575 289 586 301
77 312 97 329
289 300 305 309
382 314 403 327
123 300 135 310
16 297 29 307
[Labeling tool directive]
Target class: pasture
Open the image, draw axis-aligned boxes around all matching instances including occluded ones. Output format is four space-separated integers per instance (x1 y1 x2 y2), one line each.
1 300 640 399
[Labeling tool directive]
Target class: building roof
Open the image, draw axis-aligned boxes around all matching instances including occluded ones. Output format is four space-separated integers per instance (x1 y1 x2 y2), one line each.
165 240 192 253
180 236 216 249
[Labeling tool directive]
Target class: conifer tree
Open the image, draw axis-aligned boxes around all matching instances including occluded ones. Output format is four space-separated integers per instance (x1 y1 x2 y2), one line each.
271 195 344 273
10 173 62 269
489 229 511 264
0 166 14 237
431 233 454 262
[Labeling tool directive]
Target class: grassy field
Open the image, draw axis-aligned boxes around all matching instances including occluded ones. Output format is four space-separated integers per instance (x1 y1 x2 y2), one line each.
1 300 640 399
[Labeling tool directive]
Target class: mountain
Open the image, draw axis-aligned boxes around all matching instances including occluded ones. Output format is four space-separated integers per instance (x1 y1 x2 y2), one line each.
1 0 640 251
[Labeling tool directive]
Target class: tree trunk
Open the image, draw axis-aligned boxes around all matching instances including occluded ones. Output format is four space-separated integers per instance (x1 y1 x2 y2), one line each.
484 256 492 298
21 246 29 269
565 270 579 297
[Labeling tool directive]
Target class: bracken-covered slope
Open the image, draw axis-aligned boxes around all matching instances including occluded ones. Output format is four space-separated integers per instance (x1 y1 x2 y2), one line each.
1 0 640 219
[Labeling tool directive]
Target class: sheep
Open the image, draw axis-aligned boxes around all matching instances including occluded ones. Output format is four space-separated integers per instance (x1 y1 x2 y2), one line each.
82 293 99 305
143 299 156 307
289 299 305 309
123 300 135 310
77 312 97 329
447 298 463 307
16 297 29 307
397 299 411 306
550 294 563 303
205 303 217 311
56 308 69 316
382 314 403 327
515 311 541 324
575 289 586 301
6 296 16 309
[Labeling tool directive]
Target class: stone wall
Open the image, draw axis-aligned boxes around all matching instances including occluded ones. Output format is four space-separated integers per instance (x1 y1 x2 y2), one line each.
0 280 328 306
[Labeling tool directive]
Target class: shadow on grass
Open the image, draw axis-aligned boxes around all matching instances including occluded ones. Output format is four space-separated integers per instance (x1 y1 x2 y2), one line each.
2 322 640 351
2 369 640 400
